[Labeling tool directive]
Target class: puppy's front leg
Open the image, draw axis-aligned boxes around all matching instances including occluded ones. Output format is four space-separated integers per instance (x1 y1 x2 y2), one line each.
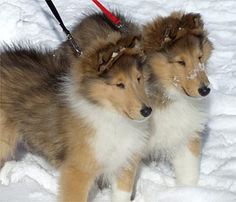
59 164 97 202
172 136 201 185
112 162 139 202
0 111 18 167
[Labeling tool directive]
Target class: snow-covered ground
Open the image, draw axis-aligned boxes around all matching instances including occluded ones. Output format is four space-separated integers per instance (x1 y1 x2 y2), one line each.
0 0 236 201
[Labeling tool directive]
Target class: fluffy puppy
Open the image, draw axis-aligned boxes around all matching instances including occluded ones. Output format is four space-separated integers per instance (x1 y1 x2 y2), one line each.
0 20 152 202
142 12 213 185
56 11 152 195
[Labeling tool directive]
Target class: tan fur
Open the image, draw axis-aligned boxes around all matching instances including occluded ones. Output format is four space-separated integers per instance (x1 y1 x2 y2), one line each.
116 160 139 193
71 34 149 121
144 11 213 98
0 110 18 165
59 114 99 202
84 65 148 120
60 165 97 202
188 137 201 157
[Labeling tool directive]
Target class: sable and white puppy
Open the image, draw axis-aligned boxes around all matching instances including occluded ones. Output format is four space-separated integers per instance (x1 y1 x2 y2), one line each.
142 12 213 185
0 16 152 202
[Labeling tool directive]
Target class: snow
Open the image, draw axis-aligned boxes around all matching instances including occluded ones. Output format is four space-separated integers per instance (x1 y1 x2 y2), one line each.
0 0 236 201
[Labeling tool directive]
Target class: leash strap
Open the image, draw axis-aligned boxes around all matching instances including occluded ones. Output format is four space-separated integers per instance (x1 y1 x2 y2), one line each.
45 0 82 55
92 0 128 32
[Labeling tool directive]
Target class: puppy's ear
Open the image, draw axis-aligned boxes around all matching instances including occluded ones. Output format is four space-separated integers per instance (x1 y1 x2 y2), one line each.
97 42 127 74
97 43 116 74
193 14 202 28
159 17 180 49
123 35 146 61
180 13 204 31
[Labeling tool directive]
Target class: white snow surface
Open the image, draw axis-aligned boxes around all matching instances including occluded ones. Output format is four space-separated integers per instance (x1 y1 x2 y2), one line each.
0 0 236 201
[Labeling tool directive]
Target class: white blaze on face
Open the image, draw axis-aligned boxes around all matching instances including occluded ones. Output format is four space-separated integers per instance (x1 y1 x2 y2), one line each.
187 63 206 80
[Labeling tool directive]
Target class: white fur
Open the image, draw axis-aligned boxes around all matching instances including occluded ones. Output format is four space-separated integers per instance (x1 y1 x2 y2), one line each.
172 144 200 185
64 77 150 175
78 98 150 174
112 190 131 202
148 88 207 184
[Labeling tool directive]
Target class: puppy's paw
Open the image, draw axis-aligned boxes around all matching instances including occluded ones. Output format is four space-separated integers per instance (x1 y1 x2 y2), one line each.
112 190 131 202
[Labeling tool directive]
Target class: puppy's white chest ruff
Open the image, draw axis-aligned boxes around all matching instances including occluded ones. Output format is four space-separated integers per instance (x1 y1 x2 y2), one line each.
67 88 150 173
149 96 207 155
91 116 149 173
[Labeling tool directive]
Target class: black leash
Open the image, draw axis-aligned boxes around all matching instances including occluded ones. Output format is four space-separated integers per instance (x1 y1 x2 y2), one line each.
45 0 82 55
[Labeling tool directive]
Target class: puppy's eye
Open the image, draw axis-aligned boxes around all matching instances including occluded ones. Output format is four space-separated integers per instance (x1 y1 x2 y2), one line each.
177 60 186 66
198 56 202 61
137 77 141 83
116 83 125 89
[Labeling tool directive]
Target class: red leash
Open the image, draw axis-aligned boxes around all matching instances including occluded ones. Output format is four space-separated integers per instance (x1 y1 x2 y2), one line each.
92 0 127 31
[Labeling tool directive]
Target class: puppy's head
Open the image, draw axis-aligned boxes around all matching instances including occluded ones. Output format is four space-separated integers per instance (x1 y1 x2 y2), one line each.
143 12 213 98
72 33 151 121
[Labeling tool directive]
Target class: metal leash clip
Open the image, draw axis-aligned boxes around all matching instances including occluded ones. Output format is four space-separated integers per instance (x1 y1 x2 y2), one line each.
45 0 82 55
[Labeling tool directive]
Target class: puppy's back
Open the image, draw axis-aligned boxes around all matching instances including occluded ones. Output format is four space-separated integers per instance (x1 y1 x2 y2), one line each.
1 45 66 110
0 46 68 166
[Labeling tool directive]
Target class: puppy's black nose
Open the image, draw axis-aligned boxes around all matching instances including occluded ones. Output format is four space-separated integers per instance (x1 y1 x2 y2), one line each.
198 86 211 96
140 106 152 117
